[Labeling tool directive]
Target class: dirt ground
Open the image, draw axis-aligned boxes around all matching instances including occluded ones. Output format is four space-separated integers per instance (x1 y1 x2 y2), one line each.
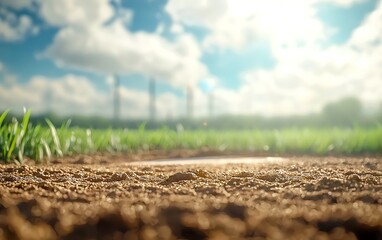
0 152 381 240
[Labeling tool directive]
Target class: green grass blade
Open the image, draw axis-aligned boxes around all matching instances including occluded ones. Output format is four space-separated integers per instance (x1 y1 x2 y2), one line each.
0 110 9 127
41 139 52 160
21 110 31 133
7 122 19 160
46 118 63 157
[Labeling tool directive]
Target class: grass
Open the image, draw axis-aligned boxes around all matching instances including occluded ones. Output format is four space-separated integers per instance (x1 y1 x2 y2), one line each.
1 110 382 163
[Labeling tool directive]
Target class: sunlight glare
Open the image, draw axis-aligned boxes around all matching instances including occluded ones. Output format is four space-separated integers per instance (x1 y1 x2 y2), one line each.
227 0 319 44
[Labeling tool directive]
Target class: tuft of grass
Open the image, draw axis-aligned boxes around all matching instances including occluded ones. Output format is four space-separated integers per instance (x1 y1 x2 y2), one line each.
0 109 31 163
1 110 382 163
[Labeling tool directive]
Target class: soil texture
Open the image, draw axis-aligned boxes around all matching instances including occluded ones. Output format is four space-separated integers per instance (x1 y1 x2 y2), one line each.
0 153 381 240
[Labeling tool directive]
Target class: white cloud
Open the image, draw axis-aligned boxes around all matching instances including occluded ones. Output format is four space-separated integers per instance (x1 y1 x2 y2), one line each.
0 8 38 41
43 23 208 88
166 0 368 51
324 0 367 7
0 74 191 119
166 1 317 51
39 0 113 27
39 0 210 89
0 75 110 116
118 8 134 25
0 0 214 118
170 23 184 34
348 0 382 48
208 1 382 116
166 1 227 28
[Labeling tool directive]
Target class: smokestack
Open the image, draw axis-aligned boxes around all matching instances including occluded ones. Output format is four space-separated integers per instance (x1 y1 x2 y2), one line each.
187 86 193 118
113 74 120 122
149 78 156 121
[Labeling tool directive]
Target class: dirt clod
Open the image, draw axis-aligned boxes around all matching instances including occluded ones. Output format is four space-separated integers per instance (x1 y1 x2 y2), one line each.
162 172 198 185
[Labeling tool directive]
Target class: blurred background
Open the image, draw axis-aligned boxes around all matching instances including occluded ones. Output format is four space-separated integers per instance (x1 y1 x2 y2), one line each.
0 0 381 129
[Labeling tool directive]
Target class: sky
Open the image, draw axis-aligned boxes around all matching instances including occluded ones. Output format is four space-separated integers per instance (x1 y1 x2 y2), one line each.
0 0 381 119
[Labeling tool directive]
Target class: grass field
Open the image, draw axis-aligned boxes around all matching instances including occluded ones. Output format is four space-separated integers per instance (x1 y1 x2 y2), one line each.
1 110 382 163
1 111 382 239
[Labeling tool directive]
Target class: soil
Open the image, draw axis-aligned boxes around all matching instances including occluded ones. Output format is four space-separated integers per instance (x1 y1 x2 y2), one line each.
0 152 381 240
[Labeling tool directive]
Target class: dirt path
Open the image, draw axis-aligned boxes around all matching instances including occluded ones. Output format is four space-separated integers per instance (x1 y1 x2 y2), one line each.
129 156 286 166
0 154 381 240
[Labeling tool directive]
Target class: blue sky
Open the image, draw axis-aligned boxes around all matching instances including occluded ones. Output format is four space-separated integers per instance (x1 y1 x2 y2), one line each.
0 0 381 118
